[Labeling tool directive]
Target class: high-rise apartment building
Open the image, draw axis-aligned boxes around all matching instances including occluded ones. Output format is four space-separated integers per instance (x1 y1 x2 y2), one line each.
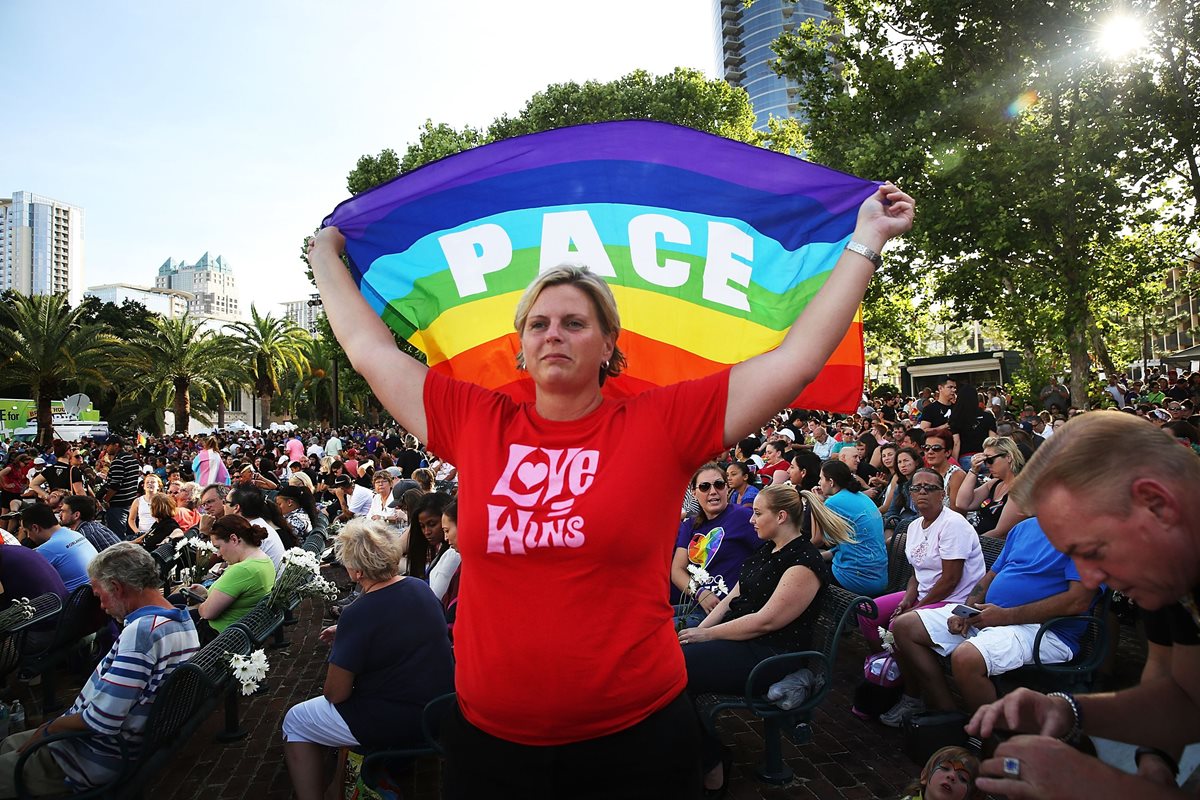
281 298 324 334
0 191 85 304
712 0 831 131
155 252 239 321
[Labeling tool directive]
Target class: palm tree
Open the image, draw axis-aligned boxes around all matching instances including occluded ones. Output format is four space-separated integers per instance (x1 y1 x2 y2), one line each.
227 306 310 427
300 337 338 424
0 293 124 447
121 314 249 434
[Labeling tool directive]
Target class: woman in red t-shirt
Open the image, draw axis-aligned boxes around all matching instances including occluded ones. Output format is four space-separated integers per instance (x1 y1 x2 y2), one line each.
307 183 913 798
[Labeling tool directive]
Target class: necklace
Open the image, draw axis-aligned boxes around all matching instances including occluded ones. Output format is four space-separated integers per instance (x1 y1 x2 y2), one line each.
361 577 400 594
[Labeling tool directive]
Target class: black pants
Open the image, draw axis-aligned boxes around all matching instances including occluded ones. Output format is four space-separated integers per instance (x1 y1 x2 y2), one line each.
441 691 703 800
684 638 782 771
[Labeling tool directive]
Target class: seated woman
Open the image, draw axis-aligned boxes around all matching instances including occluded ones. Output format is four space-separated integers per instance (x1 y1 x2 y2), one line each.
954 435 1024 536
858 468 986 650
817 460 888 597
128 473 162 539
282 518 455 800
138 492 181 550
170 481 202 531
670 463 761 617
430 500 461 610
881 446 923 541
366 470 402 525
188 515 275 645
274 484 317 543
677 485 841 795
922 427 966 513
726 461 759 508
398 492 451 579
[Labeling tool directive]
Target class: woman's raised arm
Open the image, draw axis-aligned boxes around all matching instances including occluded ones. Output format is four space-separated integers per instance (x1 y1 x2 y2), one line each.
308 226 430 443
725 184 914 444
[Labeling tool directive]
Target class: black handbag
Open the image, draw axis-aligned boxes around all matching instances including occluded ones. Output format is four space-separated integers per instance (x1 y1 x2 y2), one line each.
902 710 969 765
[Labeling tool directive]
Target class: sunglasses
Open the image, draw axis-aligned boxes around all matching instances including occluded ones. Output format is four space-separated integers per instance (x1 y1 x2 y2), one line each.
923 445 946 452
982 453 1007 464
910 483 943 493
695 480 727 492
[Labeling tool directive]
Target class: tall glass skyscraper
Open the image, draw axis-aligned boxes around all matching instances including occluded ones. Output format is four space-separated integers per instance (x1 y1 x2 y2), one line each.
712 0 831 131
0 191 85 305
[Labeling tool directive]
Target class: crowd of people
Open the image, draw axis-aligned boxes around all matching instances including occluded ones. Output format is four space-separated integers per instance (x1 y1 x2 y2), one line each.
0 177 1196 798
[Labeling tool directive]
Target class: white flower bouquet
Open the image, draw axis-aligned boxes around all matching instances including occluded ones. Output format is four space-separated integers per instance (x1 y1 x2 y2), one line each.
228 649 269 695
675 564 729 632
269 547 336 608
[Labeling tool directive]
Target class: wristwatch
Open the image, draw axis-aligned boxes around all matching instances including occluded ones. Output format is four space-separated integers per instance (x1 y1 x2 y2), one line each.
845 241 883 269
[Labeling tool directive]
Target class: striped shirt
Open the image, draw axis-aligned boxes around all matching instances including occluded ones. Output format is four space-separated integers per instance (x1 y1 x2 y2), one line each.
77 520 122 552
51 605 200 789
103 452 142 507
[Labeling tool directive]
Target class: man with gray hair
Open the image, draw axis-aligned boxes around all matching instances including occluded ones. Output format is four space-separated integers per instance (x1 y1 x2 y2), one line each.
0 543 200 796
969 411 1200 798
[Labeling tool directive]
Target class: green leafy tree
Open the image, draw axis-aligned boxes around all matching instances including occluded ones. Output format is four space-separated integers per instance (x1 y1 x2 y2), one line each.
120 314 248 434
0 293 124 447
227 306 310 426
776 1 1189 405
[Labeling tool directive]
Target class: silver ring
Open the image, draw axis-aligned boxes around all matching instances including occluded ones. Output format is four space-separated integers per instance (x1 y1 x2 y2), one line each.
1002 757 1020 778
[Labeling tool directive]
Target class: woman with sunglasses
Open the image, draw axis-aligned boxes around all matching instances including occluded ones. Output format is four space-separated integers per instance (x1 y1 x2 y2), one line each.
671 463 760 619
921 427 966 513
954 436 1024 536
858 467 985 652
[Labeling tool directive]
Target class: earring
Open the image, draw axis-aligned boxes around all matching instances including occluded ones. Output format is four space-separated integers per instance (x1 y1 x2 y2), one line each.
602 360 610 369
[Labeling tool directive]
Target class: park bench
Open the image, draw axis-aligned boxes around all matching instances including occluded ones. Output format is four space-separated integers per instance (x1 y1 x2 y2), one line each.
149 540 179 594
13 624 254 799
18 585 107 711
0 593 64 688
359 692 457 793
229 596 287 649
696 587 875 784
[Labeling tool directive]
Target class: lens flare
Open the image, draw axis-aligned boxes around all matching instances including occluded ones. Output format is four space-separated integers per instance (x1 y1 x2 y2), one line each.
1006 90 1039 118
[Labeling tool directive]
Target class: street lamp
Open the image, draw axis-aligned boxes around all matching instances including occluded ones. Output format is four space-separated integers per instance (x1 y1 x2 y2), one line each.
308 294 338 428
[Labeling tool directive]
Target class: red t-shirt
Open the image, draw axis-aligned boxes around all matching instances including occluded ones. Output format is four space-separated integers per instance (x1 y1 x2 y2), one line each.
425 368 730 745
758 460 789 482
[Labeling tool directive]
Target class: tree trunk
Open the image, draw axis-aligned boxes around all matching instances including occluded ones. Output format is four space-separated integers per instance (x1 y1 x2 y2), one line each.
217 397 226 429
174 377 190 435
1067 326 1092 409
1086 314 1116 379
259 394 271 428
36 390 53 449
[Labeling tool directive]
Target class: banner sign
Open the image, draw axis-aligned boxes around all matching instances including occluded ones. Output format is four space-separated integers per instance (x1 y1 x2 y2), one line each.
324 120 876 411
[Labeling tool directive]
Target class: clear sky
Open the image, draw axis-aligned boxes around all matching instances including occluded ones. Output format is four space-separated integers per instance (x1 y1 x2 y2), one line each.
0 1 714 314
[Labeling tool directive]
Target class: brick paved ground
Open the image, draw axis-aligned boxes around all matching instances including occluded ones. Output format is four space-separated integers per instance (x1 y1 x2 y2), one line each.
17 584 1148 800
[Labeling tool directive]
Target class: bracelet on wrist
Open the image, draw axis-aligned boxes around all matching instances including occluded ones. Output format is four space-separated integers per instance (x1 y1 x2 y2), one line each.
844 240 883 270
1046 691 1082 741
1134 746 1179 777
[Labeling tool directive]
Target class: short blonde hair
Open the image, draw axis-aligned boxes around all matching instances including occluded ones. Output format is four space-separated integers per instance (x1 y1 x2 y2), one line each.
1011 412 1200 515
336 518 404 582
513 265 626 385
981 436 1025 474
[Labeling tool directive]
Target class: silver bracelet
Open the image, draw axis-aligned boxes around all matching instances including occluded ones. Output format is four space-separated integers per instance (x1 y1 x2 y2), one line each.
845 240 882 269
1046 691 1082 741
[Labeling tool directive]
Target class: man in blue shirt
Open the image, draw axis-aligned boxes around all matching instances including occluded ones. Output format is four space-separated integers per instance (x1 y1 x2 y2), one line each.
20 502 97 592
0 542 199 796
881 517 1097 726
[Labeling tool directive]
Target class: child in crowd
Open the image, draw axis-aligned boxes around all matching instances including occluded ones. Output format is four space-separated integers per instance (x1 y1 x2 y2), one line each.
899 746 982 800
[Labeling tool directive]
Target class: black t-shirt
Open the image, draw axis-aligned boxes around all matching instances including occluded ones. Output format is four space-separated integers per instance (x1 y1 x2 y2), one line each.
919 401 953 428
43 462 75 491
1144 587 1200 647
958 413 997 455
394 450 423 479
880 404 898 422
726 537 829 651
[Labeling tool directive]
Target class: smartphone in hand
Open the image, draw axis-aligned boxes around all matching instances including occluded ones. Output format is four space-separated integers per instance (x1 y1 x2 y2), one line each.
951 604 981 618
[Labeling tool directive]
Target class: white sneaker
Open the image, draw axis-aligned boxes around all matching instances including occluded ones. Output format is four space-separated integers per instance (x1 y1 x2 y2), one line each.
879 695 925 727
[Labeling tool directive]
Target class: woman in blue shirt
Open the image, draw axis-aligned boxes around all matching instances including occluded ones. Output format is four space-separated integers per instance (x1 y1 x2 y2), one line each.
817 460 888 596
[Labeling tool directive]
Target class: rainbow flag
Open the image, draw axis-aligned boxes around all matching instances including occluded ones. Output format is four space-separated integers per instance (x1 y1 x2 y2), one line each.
324 121 876 412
